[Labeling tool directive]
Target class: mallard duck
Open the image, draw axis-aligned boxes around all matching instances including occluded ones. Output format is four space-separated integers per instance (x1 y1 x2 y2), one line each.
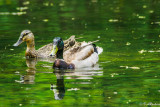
50 37 103 69
13 30 76 58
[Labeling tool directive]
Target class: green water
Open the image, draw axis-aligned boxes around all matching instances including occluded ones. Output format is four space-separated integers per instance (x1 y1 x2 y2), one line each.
1 0 160 106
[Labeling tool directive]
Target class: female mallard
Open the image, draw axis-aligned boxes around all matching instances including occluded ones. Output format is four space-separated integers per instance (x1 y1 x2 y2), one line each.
13 30 76 58
50 37 103 69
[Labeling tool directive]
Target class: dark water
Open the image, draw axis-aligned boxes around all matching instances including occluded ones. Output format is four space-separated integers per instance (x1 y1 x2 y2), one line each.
1 0 160 106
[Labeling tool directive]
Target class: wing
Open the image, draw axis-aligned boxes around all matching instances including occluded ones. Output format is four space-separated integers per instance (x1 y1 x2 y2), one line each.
63 42 95 63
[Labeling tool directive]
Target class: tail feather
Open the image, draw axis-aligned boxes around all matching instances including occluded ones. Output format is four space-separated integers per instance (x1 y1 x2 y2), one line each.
92 44 98 53
97 46 103 55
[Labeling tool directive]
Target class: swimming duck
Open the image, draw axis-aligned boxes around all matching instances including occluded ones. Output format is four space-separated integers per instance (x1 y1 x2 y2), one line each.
13 30 76 58
50 37 103 69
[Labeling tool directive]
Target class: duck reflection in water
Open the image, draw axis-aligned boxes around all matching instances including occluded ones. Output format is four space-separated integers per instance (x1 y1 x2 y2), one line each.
51 70 65 100
50 65 102 100
15 58 37 84
15 57 56 84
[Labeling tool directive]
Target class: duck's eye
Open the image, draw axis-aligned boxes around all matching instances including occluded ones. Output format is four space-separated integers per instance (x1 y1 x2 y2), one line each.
23 33 29 36
58 40 61 44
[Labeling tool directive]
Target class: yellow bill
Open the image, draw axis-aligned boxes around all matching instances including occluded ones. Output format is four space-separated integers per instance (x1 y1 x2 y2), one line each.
50 45 58 57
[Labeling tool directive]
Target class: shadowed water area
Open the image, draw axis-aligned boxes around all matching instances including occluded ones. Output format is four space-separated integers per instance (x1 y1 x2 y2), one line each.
0 0 160 106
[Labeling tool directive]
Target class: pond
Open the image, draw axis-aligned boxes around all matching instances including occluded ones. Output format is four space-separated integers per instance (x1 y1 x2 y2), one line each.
0 0 160 106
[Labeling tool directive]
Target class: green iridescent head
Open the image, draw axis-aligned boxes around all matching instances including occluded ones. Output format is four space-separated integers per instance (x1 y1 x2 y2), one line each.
50 37 64 58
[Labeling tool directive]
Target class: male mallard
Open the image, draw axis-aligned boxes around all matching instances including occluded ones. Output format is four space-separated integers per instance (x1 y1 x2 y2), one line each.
13 30 76 58
50 37 103 69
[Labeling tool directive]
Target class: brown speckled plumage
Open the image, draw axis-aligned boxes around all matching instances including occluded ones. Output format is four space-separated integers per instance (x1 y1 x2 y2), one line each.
13 30 77 58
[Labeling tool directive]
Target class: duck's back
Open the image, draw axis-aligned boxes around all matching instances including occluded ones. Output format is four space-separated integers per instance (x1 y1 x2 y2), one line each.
37 36 77 58
36 43 53 57
63 42 103 68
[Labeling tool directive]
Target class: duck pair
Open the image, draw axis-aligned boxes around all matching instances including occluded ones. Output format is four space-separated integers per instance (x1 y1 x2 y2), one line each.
13 30 103 69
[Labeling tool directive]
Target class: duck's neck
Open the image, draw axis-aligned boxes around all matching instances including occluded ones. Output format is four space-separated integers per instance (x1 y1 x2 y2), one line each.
25 39 37 57
56 48 63 59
